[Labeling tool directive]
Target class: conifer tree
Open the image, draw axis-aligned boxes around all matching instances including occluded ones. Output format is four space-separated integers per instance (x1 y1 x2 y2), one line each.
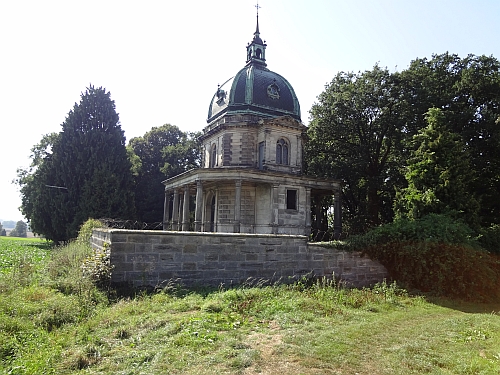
17 86 135 242
395 108 480 229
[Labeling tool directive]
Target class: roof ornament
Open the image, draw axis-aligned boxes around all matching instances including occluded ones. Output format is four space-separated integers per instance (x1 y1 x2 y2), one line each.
216 84 226 105
254 2 261 41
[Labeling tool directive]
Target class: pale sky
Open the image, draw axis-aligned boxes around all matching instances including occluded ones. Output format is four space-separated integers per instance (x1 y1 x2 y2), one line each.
1 0 499 222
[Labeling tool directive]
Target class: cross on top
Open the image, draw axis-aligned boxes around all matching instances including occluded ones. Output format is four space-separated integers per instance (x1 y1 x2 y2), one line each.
255 2 261 16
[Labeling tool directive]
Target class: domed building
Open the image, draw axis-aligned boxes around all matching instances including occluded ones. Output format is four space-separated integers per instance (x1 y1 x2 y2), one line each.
162 14 342 238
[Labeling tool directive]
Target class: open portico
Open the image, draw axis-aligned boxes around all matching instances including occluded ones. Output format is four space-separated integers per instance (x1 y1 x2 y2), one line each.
162 168 342 238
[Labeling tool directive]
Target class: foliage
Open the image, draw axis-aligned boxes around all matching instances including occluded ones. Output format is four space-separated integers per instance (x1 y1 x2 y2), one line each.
0 222 4 236
16 86 135 243
1 220 16 229
127 124 200 223
362 241 500 301
76 218 104 245
395 108 480 230
477 225 500 255
82 243 114 289
9 220 28 238
331 214 500 301
307 65 406 233
343 213 475 251
307 53 500 234
399 53 500 227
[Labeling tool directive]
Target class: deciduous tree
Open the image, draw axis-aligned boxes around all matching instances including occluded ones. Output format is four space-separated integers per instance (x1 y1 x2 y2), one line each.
400 53 500 226
9 221 27 238
307 54 500 234
306 66 406 233
128 124 200 223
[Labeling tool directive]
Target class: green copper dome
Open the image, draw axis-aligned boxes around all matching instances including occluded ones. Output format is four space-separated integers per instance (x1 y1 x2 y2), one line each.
207 16 301 123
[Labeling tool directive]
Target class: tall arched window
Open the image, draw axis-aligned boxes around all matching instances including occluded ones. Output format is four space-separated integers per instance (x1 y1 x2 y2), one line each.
276 139 289 165
210 144 217 168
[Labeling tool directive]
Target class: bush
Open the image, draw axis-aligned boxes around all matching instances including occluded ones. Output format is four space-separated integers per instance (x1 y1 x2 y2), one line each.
332 214 500 301
344 213 475 251
477 225 500 255
82 243 114 289
362 241 500 301
76 219 104 244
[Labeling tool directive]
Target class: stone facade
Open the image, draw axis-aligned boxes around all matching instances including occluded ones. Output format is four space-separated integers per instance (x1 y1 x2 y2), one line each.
161 20 343 239
92 228 388 289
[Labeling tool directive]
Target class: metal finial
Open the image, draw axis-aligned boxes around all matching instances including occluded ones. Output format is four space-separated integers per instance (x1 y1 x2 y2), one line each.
254 2 261 35
255 2 261 16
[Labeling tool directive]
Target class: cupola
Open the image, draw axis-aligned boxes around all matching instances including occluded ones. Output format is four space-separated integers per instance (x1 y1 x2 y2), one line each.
207 10 301 124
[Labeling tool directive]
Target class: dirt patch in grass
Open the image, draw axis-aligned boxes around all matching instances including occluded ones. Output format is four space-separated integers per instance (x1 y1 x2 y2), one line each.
243 321 339 375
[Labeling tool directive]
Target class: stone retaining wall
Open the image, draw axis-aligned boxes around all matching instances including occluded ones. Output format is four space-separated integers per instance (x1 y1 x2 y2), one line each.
91 229 387 289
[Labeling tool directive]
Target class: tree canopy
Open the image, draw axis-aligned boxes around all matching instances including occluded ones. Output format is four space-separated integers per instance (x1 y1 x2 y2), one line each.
9 221 27 238
306 53 500 234
128 124 200 223
16 86 135 242
306 65 407 233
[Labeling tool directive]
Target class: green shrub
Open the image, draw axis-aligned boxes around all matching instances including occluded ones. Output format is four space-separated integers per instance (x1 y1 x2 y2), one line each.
81 243 114 288
477 225 500 255
363 241 500 301
76 219 104 245
43 241 107 314
344 214 475 251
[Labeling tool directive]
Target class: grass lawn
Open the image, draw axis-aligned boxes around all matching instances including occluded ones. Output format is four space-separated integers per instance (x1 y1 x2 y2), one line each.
1 237 499 374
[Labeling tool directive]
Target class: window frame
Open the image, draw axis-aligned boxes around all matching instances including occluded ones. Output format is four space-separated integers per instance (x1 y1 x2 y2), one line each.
286 189 298 210
276 138 289 165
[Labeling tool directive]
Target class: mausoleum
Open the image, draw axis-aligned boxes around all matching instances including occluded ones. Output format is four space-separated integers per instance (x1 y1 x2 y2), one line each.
162 13 342 238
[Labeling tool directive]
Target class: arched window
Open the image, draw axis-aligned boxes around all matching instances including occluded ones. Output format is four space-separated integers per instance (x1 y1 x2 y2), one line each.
210 144 217 168
276 139 289 165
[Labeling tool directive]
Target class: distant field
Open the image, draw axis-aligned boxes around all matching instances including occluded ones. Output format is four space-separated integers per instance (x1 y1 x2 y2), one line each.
0 236 50 272
3 230 39 238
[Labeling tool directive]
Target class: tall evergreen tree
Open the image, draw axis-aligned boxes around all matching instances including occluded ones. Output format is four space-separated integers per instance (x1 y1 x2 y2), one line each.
395 108 480 229
16 86 135 242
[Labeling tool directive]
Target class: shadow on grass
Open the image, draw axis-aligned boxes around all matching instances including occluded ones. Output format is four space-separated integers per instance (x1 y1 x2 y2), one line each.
426 296 500 314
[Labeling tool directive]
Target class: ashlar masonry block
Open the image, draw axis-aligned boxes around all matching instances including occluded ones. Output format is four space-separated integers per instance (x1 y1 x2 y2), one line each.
91 229 388 289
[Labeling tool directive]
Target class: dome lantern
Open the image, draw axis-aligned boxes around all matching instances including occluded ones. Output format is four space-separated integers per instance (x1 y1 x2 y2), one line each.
206 5 301 124
246 5 267 66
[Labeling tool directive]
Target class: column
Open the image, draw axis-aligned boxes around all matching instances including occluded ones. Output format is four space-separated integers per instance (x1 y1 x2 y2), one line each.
194 180 203 232
172 189 180 231
163 190 170 231
182 185 190 231
304 187 311 236
271 184 279 234
334 189 342 240
315 195 322 232
234 180 242 233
